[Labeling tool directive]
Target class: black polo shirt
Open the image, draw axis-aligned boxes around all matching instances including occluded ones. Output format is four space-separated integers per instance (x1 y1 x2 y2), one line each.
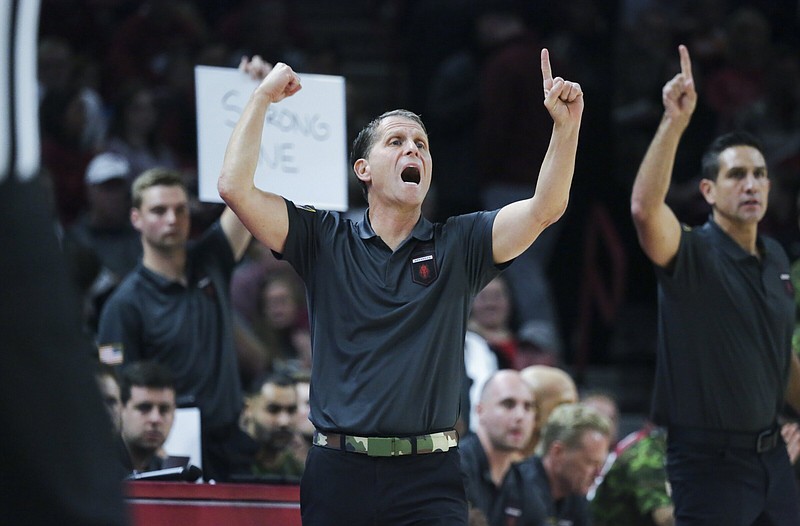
97 223 243 431
652 219 794 431
517 456 592 526
278 200 505 436
459 433 545 526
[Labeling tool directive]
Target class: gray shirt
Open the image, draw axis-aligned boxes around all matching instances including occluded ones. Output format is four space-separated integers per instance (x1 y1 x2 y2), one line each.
279 200 505 435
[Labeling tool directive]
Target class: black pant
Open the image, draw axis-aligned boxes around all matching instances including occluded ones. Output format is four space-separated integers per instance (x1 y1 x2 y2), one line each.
301 445 468 525
667 439 800 525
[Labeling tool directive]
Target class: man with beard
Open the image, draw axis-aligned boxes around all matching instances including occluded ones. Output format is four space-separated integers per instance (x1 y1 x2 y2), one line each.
460 369 544 525
241 373 304 480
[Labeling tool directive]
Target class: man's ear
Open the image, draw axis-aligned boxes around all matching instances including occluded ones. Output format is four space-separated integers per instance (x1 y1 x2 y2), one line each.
354 158 370 184
548 440 565 460
699 178 715 206
130 207 142 231
239 397 254 431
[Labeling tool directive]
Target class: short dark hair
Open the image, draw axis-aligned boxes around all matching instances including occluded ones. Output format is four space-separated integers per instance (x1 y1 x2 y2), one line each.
131 167 186 208
701 131 765 181
349 109 427 199
248 371 297 396
119 361 175 404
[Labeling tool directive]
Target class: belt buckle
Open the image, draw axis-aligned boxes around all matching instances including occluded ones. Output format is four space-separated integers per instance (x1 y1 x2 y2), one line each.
756 428 777 453
366 436 395 457
366 436 413 457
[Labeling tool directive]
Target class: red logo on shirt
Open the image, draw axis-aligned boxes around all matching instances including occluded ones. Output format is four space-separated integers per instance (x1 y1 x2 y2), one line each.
410 242 438 286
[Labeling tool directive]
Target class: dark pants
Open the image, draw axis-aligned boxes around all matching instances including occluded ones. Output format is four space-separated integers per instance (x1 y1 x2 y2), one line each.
667 439 800 526
301 445 468 526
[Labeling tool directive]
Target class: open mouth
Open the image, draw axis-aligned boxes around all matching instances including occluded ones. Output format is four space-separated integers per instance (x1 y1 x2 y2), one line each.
401 166 421 185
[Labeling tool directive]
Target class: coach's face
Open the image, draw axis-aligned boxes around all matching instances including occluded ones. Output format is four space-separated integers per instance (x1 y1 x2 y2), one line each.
702 145 770 227
354 116 432 210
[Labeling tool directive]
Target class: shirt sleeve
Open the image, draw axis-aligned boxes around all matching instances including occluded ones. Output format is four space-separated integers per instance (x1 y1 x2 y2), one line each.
96 291 143 364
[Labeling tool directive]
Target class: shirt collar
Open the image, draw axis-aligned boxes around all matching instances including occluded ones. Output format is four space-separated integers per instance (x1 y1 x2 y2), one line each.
703 216 765 262
139 264 185 291
356 208 435 242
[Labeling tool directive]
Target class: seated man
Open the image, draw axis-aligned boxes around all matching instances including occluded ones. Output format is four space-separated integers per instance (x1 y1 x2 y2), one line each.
289 369 314 465
119 361 177 474
94 363 122 433
519 365 579 455
460 369 544 526
239 373 304 480
518 403 611 526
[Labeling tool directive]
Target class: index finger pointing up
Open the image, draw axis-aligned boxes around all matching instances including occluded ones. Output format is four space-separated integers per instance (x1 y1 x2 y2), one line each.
679 44 693 81
541 48 553 90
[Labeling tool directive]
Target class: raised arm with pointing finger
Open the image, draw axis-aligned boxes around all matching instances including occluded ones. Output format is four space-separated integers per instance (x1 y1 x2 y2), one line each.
630 45 800 524
630 44 696 269
492 48 583 264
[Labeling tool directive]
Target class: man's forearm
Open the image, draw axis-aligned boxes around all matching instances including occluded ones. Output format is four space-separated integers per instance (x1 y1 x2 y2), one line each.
531 121 581 224
631 115 685 217
218 89 273 203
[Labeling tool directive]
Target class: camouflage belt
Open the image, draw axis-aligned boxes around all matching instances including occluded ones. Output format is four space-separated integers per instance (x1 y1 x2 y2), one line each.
312 429 459 457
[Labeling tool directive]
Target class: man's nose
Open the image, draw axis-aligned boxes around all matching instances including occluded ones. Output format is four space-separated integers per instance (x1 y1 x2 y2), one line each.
146 408 163 422
277 410 293 426
743 172 758 190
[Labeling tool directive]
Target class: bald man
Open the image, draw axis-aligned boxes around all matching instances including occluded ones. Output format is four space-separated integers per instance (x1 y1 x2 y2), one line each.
520 365 578 456
459 369 545 525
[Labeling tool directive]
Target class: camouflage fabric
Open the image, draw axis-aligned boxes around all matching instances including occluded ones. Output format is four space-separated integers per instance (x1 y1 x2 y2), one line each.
591 428 671 526
792 259 800 356
313 430 458 456
251 449 305 479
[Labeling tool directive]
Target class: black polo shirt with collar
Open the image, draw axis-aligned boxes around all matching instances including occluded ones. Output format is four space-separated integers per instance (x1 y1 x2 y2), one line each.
97 222 242 431
652 218 794 431
278 199 506 436
459 433 546 526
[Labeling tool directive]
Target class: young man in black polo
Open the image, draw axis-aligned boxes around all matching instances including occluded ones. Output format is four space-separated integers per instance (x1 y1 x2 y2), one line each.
218 52 583 524
631 45 800 524
97 168 252 481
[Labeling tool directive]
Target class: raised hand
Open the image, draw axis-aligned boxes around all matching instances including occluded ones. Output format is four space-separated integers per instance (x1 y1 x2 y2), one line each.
239 55 273 80
241 57 302 104
541 48 583 126
662 45 696 126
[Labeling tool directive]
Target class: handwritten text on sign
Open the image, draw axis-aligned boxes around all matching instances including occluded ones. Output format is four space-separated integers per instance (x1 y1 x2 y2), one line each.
195 66 348 210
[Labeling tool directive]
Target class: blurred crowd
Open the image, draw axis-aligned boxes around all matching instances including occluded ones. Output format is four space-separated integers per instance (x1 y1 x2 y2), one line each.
36 0 800 501
38 0 800 369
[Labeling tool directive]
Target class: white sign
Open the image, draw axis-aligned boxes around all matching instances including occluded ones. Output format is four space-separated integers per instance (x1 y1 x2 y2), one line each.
195 66 348 210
